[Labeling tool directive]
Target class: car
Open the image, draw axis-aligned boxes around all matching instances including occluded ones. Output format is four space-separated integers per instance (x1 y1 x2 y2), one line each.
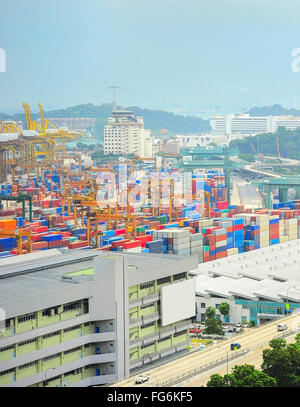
230 342 241 351
277 324 287 332
134 374 149 384
243 323 249 328
235 322 242 328
235 327 244 333
189 328 202 334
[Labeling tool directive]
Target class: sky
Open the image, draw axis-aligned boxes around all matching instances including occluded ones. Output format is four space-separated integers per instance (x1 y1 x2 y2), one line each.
1 0 300 117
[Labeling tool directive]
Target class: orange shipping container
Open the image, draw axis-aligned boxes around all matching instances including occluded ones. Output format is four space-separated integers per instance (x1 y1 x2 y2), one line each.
0 219 17 231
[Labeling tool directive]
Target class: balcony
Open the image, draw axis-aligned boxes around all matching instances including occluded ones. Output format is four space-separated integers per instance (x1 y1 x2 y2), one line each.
129 317 142 328
69 374 116 387
141 332 159 345
175 340 189 352
174 321 191 333
129 358 143 369
159 326 175 339
142 312 159 324
142 292 159 305
129 297 142 308
129 337 143 349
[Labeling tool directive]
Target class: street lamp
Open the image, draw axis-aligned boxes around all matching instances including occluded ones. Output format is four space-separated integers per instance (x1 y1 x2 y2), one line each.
286 285 297 314
218 347 229 374
44 367 56 386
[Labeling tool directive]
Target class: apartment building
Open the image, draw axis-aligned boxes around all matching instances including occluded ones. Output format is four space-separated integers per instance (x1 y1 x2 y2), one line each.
0 249 197 387
104 109 153 158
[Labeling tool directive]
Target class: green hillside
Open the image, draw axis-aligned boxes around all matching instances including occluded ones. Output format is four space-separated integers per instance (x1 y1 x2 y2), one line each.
229 127 300 160
0 103 210 134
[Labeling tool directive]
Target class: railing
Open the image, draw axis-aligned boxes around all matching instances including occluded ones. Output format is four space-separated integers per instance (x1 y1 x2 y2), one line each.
142 312 159 323
159 348 250 387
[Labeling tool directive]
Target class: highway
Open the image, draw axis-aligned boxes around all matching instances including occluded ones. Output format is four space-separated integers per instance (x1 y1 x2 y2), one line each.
112 311 300 387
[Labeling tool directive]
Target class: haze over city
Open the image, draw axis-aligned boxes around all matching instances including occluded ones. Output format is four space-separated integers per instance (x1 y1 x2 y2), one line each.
1 0 300 115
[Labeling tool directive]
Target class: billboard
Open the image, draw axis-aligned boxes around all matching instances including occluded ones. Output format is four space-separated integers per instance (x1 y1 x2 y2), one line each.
160 278 195 326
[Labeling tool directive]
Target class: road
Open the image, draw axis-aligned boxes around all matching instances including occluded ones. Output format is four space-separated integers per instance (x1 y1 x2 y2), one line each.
112 311 300 388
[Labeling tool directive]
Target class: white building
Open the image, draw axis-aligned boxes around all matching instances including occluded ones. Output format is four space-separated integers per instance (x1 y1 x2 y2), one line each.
210 114 300 137
104 109 153 158
176 134 229 147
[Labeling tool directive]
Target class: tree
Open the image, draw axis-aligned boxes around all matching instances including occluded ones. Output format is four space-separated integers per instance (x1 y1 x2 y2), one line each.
205 306 216 319
218 302 230 323
261 338 300 387
249 320 256 328
207 364 276 387
204 307 223 335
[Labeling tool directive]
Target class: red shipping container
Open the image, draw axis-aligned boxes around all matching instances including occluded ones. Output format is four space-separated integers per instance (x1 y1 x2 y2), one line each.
32 241 48 250
68 240 89 249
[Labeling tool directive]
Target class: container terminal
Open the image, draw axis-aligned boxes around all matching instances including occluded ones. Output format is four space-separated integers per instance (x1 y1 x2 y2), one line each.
0 104 300 387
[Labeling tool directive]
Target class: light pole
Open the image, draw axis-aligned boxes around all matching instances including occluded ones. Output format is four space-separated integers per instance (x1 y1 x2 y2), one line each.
44 367 56 386
286 285 297 314
219 347 229 374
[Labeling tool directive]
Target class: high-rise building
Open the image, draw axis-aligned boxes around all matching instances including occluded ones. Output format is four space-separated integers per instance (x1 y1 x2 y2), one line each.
104 109 153 157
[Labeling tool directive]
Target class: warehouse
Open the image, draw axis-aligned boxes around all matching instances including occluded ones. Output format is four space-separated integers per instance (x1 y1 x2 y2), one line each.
0 249 197 387
190 239 300 325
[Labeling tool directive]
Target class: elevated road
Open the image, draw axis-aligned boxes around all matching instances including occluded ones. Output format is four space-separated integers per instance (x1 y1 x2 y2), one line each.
112 311 300 387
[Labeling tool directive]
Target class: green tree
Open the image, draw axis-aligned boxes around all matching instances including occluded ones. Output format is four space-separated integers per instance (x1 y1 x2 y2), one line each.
207 364 276 387
249 320 256 328
204 307 222 335
218 302 230 323
205 306 216 319
261 338 300 387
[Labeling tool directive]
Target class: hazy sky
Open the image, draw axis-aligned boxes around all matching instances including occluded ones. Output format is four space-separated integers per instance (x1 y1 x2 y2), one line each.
1 0 300 116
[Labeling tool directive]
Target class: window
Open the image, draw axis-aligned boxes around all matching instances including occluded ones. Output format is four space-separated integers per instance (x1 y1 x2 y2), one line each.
63 301 81 312
216 304 220 309
42 307 59 317
158 335 171 342
44 375 60 385
19 361 37 370
18 313 36 323
140 282 154 290
63 325 81 333
43 331 60 339
0 368 15 376
64 368 82 377
173 272 186 281
5 318 14 328
18 338 36 347
201 303 206 308
141 342 155 349
141 322 155 330
174 330 186 337
157 277 170 286
43 353 60 362
64 346 81 355
140 303 154 310
0 345 14 353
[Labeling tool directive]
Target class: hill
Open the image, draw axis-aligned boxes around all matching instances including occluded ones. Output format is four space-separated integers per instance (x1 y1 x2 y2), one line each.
247 104 300 117
229 127 300 160
0 103 211 134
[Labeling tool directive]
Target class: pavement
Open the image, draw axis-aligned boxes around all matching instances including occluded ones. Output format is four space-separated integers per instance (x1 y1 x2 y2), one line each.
112 311 300 388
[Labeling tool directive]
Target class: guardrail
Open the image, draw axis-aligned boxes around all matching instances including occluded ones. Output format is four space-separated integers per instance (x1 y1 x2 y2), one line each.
158 348 250 387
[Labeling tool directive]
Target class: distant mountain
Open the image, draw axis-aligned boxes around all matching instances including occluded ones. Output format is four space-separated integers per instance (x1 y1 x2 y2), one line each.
247 104 300 116
0 103 211 133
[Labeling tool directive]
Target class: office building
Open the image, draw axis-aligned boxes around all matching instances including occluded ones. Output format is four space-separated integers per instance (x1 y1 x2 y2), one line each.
104 109 153 157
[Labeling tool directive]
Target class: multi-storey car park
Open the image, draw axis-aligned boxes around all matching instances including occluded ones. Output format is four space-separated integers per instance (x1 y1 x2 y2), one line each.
0 249 197 387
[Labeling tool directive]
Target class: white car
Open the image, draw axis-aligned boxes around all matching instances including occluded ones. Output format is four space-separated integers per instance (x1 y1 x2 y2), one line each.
135 374 149 384
235 322 242 328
